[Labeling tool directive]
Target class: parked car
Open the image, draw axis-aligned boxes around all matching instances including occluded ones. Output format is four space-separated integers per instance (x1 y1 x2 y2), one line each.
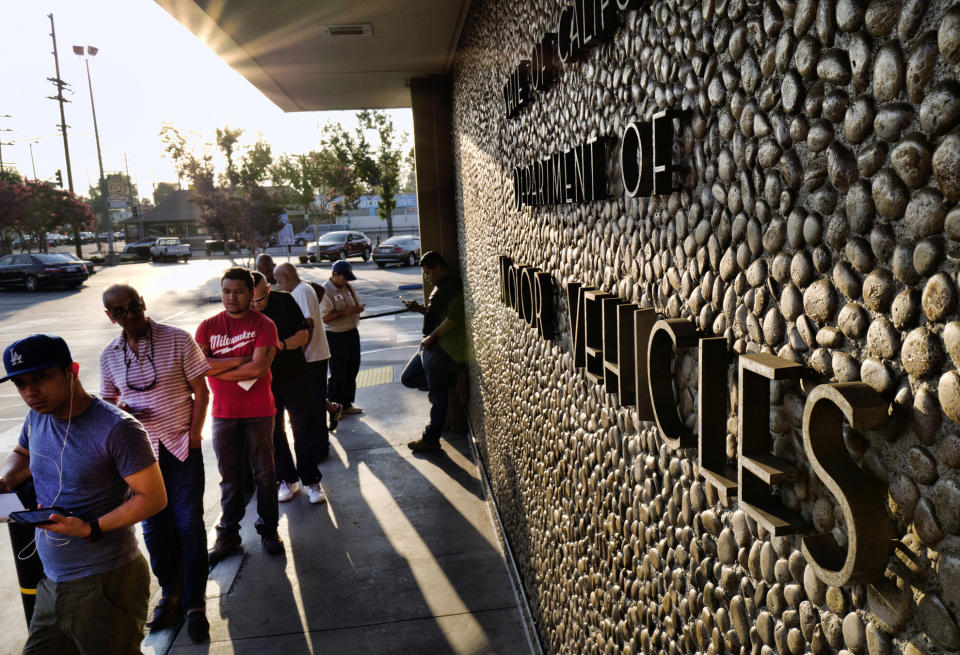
58 251 96 275
372 236 421 268
79 231 95 244
294 223 349 246
204 239 239 256
306 231 372 262
0 253 88 291
124 237 159 259
150 237 191 262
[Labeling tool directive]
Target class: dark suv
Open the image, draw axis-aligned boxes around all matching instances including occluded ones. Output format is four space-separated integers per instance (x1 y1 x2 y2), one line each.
306 231 372 262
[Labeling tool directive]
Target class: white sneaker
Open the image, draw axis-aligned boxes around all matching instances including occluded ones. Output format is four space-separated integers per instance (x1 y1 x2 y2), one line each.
277 481 298 502
305 483 326 504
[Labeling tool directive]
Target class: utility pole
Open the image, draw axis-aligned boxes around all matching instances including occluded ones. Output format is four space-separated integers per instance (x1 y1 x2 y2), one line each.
0 115 10 172
47 14 75 194
48 14 83 258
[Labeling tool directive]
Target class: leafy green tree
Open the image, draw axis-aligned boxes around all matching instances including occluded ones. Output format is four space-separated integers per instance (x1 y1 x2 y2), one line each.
401 147 417 193
239 135 273 185
216 126 244 187
153 182 177 206
357 110 406 236
270 148 357 233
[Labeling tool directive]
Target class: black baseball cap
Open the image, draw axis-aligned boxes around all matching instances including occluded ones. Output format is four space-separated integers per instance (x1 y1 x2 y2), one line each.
1 334 73 383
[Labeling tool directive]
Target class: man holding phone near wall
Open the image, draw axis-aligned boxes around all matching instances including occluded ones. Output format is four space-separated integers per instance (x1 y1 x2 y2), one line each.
99 284 212 641
0 334 166 654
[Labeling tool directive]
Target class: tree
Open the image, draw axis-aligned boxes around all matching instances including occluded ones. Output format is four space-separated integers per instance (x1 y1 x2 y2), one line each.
239 135 273 185
357 110 406 237
216 126 244 188
153 182 177 206
401 147 417 193
161 124 282 265
0 174 31 255
270 148 358 230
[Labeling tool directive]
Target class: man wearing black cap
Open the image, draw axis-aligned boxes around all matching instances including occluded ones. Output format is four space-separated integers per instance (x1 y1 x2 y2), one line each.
400 251 466 452
0 334 166 654
319 260 366 416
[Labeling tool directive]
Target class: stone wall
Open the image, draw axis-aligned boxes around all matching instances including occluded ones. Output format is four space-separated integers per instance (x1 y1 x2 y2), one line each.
448 0 960 653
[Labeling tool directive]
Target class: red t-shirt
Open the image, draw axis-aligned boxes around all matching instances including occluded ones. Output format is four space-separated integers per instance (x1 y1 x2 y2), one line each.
195 310 279 418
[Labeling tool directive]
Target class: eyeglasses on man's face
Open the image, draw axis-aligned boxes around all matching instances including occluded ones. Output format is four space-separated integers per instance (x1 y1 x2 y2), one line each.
107 300 143 319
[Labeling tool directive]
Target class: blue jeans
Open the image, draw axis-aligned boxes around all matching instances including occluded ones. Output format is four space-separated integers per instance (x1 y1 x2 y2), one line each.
326 328 360 408
401 346 454 443
212 416 278 537
272 376 321 486
142 444 207 611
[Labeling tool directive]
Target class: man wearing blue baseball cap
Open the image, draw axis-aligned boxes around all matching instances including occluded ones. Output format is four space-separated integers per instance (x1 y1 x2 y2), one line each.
319 260 366 417
0 334 166 654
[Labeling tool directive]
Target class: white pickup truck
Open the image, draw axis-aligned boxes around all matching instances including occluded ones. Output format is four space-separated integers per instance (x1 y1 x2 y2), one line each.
150 237 192 263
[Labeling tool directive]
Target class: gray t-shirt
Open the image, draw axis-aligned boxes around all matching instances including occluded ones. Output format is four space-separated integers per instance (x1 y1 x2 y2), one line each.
19 397 156 582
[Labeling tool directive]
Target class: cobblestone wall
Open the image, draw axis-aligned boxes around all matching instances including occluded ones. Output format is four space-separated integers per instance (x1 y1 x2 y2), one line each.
449 0 960 652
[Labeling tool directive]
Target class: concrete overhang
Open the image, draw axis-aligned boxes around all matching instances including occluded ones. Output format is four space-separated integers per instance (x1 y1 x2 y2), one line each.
155 0 471 111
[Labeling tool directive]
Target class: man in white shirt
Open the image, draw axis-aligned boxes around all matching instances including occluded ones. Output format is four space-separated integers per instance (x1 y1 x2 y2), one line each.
275 263 332 460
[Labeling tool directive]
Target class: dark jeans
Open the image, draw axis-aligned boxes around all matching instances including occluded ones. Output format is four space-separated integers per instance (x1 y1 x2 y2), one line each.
401 345 454 443
23 554 149 655
212 416 278 537
307 359 330 457
326 328 360 408
142 444 207 612
272 376 321 486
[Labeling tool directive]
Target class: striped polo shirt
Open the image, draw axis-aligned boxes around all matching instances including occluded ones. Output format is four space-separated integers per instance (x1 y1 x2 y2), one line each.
99 318 210 461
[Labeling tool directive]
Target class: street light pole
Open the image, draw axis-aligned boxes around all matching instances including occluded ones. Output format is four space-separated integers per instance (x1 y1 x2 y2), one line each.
75 46 115 263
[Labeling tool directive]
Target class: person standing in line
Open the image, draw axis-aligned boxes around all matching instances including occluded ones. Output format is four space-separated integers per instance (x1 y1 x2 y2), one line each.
256 253 277 286
319 260 365 416
400 251 466 452
99 284 212 642
274 262 333 457
0 334 166 654
250 272 326 504
195 267 284 562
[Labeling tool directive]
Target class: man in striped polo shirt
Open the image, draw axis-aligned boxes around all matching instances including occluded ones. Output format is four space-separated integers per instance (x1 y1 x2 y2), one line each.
99 284 212 642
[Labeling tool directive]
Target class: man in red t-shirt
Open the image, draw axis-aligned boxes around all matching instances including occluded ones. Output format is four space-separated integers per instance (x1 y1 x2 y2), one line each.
195 267 283 562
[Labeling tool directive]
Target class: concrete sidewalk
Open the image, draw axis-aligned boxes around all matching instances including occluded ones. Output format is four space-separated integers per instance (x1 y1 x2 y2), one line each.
148 361 534 655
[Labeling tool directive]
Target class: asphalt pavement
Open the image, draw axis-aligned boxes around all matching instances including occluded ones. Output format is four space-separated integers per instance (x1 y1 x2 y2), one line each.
0 256 532 654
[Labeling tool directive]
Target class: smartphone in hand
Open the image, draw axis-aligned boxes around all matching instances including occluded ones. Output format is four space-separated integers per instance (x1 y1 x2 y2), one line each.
10 507 73 526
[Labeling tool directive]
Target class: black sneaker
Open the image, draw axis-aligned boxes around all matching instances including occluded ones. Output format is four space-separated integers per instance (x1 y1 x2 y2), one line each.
186 610 209 643
261 533 284 556
407 438 442 453
208 533 242 566
146 596 182 631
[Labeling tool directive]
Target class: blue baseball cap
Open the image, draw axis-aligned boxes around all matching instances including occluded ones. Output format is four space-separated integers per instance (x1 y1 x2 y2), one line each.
332 260 356 281
1 334 73 383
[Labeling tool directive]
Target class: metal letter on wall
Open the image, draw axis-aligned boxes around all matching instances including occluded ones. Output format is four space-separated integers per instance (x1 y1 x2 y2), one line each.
633 308 657 420
646 318 699 450
613 303 639 404
601 295 626 393
566 283 589 368
535 272 555 340
499 256 514 306
584 289 612 383
698 337 736 499
520 266 539 327
652 109 679 195
801 383 894 586
738 353 806 535
621 120 653 197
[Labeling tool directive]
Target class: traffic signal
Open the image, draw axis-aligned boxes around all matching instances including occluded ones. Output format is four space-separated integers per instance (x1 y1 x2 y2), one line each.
54 170 62 188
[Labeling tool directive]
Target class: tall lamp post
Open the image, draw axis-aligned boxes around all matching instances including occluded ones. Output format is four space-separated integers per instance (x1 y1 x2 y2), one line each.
73 45 115 263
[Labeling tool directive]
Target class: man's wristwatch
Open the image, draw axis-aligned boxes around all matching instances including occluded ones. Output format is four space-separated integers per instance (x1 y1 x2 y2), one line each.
86 518 102 542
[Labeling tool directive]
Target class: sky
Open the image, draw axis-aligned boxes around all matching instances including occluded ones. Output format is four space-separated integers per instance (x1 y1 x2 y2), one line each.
0 1 413 199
